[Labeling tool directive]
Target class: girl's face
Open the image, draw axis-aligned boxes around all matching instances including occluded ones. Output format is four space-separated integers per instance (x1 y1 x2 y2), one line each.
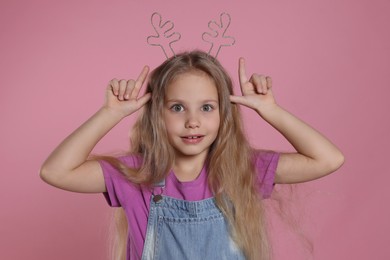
163 71 220 161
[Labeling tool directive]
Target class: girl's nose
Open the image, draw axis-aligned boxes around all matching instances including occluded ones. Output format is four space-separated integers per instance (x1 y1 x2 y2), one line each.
185 113 200 129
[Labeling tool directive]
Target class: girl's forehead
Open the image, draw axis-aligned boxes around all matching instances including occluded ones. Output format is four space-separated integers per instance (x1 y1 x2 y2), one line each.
171 69 212 83
165 71 218 99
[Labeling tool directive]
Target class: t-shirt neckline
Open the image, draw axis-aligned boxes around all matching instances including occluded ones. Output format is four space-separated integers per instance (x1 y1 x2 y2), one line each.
168 165 207 187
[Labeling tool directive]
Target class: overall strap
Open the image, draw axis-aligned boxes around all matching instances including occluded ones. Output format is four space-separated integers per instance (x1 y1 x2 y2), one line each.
153 179 165 188
152 179 165 203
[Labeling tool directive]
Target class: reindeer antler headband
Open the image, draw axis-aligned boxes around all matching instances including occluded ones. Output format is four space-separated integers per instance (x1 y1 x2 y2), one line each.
147 12 235 59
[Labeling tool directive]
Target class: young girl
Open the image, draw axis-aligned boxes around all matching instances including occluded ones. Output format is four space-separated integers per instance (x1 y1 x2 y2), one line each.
40 50 344 260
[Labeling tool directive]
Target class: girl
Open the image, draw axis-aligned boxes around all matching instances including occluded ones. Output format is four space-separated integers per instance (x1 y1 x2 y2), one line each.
40 50 344 260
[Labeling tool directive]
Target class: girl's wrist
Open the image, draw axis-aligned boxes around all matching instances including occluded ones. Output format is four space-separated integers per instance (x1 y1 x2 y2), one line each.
255 102 280 119
99 106 127 123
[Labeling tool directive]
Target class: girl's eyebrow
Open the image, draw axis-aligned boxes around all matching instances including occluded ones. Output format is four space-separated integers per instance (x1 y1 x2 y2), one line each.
165 98 219 103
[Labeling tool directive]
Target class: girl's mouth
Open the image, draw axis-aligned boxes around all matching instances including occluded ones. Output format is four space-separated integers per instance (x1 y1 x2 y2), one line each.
181 135 204 144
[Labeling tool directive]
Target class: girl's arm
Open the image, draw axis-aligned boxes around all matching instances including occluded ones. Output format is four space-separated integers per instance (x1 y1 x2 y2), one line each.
230 58 344 184
40 66 151 192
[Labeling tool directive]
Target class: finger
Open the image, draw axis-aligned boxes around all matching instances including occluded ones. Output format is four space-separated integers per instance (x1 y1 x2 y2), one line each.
230 95 250 107
238 57 248 87
259 75 268 94
131 66 150 99
124 80 135 100
109 79 119 96
118 79 127 100
136 65 150 85
249 74 263 94
250 74 268 94
266 76 272 89
136 92 152 108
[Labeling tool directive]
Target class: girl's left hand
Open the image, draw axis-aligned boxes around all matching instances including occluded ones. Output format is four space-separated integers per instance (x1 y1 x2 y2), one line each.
230 58 277 114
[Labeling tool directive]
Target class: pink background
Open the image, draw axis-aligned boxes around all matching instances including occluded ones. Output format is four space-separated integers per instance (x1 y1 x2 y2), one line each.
1 0 389 259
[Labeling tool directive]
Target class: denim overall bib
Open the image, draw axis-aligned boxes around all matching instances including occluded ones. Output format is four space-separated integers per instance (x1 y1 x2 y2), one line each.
141 180 246 260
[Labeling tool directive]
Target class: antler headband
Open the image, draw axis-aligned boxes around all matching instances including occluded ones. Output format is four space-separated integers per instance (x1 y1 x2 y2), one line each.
147 12 235 59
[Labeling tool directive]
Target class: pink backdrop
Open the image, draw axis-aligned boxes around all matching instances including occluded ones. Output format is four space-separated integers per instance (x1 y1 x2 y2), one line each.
1 0 389 259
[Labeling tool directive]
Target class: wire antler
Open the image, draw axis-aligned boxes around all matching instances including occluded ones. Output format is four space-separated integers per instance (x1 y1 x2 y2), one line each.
202 13 235 58
147 12 181 59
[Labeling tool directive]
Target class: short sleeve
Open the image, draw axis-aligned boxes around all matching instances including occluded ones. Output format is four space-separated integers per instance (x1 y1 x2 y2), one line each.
254 150 280 199
99 156 142 207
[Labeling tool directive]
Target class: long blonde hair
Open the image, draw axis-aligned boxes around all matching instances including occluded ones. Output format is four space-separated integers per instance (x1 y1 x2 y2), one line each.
107 50 270 260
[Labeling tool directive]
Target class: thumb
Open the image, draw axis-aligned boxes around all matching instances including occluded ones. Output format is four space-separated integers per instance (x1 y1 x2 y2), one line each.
136 93 152 108
230 95 250 107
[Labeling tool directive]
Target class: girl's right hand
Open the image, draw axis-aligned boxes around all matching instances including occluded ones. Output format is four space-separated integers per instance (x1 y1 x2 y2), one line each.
40 66 151 193
104 66 151 118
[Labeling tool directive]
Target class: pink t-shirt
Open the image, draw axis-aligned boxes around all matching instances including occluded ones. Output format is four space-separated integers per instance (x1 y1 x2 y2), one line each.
100 150 279 260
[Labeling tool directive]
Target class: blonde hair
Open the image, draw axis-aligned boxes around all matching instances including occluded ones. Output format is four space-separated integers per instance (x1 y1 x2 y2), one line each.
107 50 270 260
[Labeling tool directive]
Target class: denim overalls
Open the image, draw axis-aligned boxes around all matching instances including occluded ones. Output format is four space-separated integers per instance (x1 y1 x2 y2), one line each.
141 180 246 260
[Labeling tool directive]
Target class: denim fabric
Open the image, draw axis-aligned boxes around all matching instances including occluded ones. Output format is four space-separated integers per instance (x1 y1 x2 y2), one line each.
141 194 246 260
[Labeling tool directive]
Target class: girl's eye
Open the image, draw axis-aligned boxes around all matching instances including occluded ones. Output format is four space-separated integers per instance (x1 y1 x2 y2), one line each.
201 104 214 112
171 104 184 112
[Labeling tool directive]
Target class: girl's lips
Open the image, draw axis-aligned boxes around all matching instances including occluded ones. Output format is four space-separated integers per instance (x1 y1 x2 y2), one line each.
181 135 204 144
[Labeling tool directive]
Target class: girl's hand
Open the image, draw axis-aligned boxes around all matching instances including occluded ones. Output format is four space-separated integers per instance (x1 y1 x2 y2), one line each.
229 59 344 184
104 66 151 118
230 58 276 115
